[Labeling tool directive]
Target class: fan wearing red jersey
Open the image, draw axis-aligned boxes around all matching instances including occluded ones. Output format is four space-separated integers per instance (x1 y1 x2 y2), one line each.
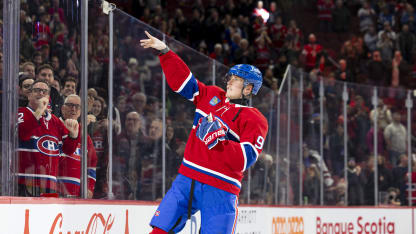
17 81 80 197
141 31 268 234
58 94 97 198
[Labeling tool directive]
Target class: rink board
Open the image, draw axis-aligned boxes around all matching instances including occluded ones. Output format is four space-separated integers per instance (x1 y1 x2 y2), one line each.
0 197 413 233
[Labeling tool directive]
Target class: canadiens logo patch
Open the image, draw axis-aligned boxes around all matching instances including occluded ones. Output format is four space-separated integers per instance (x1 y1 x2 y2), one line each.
209 96 220 106
36 135 60 156
155 210 160 216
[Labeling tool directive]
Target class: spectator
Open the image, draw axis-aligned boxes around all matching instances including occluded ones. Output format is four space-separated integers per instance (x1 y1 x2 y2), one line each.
254 30 272 71
58 94 97 198
253 1 269 24
263 67 277 89
18 74 34 107
347 157 365 205
366 120 386 156
268 16 287 51
66 58 79 78
17 80 80 197
209 43 229 65
61 76 78 99
204 8 224 51
286 20 303 61
377 155 394 193
400 4 416 32
32 52 43 68
36 64 64 117
40 44 51 64
378 6 395 30
114 111 147 200
301 34 323 72
50 79 61 93
391 50 410 88
91 96 106 121
317 0 335 32
392 154 409 205
384 111 407 167
366 50 389 86
335 59 352 82
20 27 35 62
378 21 396 45
358 1 376 33
331 0 351 33
376 30 394 62
21 62 36 78
188 8 204 49
397 24 416 63
50 55 60 74
33 13 52 50
369 99 392 129
234 38 254 64
364 26 379 52
362 155 393 205
387 187 401 206
268 2 281 25
303 164 320 205
405 161 416 205
116 95 128 129
328 124 345 176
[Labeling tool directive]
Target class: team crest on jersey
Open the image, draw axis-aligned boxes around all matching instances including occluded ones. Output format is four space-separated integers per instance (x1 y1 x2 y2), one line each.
36 135 60 156
67 145 82 161
209 96 220 106
155 210 160 216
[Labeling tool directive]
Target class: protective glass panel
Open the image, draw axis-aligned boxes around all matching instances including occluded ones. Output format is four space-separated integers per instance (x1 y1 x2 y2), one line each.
107 10 164 201
300 70 322 205
0 0 3 195
249 77 276 205
285 68 302 206
16 0 85 198
377 85 408 206
275 67 290 205
322 77 346 205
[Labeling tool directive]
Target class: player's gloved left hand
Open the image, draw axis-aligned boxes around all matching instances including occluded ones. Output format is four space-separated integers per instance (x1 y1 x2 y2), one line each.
196 114 228 150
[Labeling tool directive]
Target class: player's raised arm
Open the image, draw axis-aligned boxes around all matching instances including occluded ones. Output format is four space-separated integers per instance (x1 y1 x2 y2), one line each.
140 31 204 103
140 31 169 51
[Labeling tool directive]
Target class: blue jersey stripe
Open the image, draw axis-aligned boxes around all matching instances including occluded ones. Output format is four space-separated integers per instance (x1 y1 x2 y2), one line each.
177 75 199 101
87 168 96 180
242 143 258 170
182 161 241 189
58 178 81 185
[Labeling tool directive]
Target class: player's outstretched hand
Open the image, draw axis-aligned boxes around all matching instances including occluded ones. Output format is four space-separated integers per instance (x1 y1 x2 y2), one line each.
64 119 79 139
196 114 229 150
140 31 167 51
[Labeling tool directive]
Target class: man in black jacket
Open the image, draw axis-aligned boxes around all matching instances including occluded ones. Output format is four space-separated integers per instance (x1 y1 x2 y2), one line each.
36 64 64 117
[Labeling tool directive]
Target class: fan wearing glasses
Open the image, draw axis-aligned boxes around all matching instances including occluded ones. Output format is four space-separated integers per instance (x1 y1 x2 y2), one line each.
18 73 34 107
58 94 97 198
17 80 80 197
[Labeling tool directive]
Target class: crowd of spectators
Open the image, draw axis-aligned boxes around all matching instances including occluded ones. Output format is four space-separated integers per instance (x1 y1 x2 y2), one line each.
1 0 416 206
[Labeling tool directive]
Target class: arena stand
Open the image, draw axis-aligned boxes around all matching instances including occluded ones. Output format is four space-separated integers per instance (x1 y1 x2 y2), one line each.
1 0 416 233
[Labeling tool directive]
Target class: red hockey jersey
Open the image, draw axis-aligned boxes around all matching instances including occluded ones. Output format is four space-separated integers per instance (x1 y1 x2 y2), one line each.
17 107 80 193
160 51 268 195
58 124 97 197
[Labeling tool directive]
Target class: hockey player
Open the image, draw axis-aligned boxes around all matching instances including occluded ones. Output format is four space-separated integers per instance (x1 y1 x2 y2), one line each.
140 31 268 233
58 94 97 198
17 80 80 197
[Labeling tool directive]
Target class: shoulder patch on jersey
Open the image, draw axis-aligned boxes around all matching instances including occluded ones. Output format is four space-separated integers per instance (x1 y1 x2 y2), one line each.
36 135 60 156
209 96 221 106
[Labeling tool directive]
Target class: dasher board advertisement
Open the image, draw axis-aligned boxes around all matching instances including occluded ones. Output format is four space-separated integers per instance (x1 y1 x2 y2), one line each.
0 198 413 234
